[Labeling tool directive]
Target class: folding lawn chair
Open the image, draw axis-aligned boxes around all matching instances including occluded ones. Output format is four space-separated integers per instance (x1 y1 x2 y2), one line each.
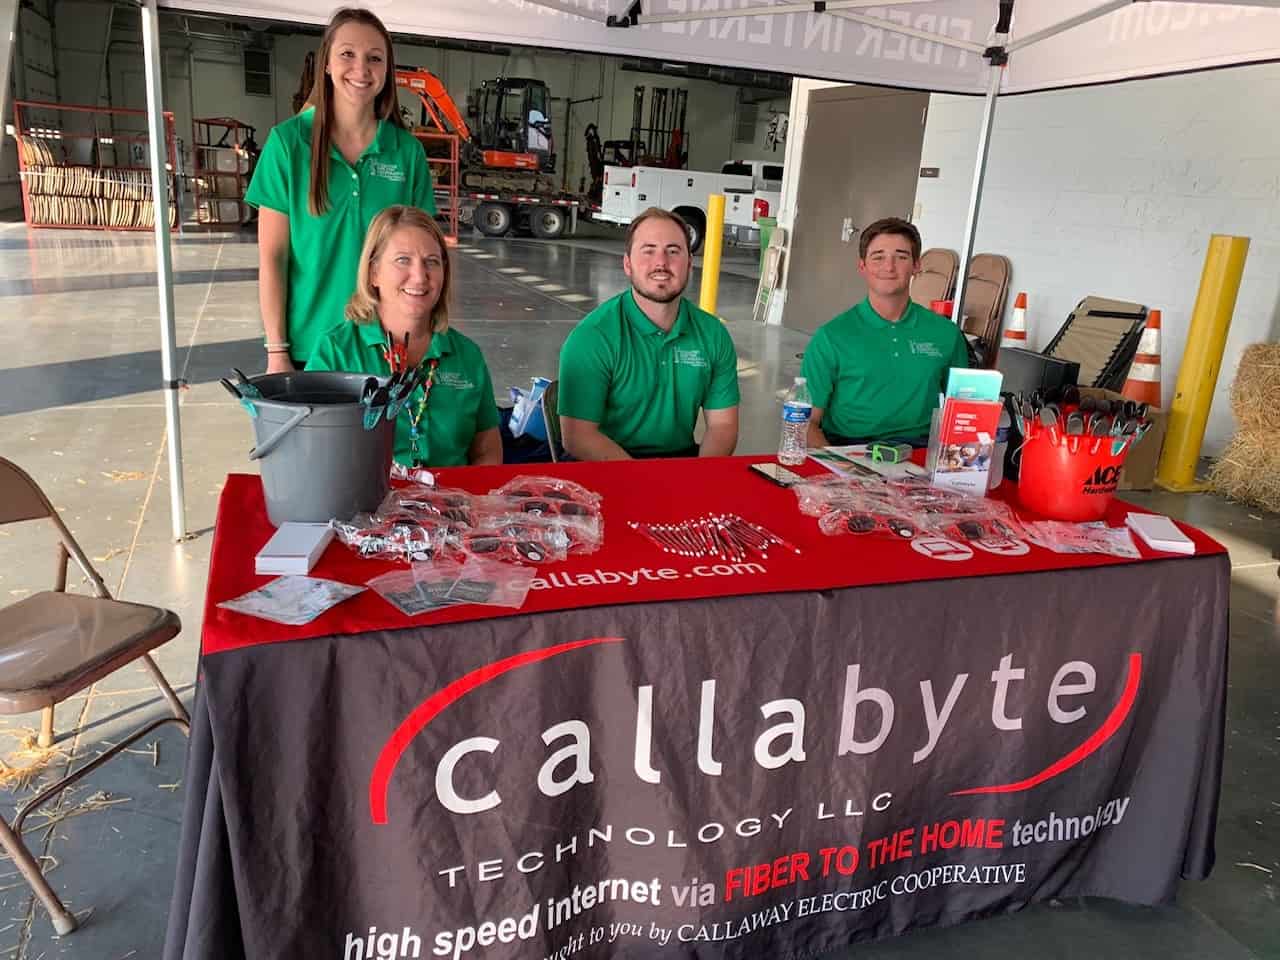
1043 296 1149 391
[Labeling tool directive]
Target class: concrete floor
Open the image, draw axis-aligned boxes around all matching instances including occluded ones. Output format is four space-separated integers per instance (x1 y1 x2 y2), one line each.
0 217 1276 959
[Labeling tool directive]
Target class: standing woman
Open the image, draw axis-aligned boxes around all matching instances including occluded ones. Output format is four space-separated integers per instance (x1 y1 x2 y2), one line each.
246 7 436 373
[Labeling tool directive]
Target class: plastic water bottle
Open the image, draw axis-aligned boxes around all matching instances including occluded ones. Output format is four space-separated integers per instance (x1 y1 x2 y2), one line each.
778 376 812 466
988 404 1011 490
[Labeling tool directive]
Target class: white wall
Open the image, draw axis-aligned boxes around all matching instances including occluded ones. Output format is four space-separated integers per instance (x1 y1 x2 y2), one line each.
915 62 1280 455
729 95 790 163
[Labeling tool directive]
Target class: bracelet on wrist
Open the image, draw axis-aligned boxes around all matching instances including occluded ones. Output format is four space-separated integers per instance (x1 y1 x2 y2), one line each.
264 340 290 349
265 347 292 355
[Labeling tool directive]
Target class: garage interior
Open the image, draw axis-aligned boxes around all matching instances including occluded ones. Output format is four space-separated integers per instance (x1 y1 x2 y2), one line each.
0 1 1277 958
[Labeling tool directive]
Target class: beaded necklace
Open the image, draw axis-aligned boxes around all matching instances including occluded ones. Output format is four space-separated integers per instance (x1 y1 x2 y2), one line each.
405 357 441 466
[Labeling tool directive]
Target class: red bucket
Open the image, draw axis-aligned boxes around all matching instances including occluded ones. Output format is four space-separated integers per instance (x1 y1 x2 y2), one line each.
1018 431 1131 521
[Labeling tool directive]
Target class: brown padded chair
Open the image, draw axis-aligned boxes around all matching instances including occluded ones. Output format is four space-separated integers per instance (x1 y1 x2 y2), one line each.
910 248 959 308
0 457 190 935
960 253 1012 368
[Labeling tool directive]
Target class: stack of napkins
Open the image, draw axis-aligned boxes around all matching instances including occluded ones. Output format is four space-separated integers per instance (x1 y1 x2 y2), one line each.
256 522 335 575
1125 513 1195 555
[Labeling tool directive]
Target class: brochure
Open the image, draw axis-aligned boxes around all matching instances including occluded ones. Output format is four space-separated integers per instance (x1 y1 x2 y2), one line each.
218 576 365 626
931 398 1003 494
945 368 1003 402
810 445 926 480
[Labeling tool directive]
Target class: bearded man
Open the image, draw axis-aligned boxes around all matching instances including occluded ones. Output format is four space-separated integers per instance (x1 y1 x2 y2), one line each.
557 207 740 460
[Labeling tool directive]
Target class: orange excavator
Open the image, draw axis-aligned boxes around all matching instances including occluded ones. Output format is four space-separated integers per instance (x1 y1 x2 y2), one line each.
395 67 578 239
395 68 555 186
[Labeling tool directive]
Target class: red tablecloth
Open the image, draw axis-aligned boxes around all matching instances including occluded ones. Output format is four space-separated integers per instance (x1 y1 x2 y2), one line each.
202 455 1225 656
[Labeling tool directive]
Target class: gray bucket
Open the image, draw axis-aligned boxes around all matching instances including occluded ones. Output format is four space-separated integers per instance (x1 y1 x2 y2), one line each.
244 371 394 526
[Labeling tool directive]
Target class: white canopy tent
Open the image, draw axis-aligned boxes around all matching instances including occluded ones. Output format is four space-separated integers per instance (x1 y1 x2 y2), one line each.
5 0 1279 537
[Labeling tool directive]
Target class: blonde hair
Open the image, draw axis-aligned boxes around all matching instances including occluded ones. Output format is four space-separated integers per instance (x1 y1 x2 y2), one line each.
345 206 451 332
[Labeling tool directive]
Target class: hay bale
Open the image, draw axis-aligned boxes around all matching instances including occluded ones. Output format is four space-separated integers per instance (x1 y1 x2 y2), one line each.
1231 343 1280 431
1208 429 1280 514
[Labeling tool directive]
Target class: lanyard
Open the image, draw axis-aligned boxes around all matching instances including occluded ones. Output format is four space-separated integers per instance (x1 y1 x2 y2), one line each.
406 358 441 466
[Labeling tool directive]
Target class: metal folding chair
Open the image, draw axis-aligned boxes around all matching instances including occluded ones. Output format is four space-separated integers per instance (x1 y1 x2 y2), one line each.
0 457 190 935
960 252 1012 368
910 247 959 308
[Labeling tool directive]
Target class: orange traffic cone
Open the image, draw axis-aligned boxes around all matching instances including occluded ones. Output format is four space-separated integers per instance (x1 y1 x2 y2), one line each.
1001 292 1028 349
1122 309 1162 407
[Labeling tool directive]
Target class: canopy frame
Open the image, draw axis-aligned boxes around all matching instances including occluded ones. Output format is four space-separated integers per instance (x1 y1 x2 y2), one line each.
2 0 1272 540
141 0 187 540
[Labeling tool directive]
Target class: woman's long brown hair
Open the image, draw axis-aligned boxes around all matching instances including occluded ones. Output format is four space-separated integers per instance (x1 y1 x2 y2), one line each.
307 8 407 217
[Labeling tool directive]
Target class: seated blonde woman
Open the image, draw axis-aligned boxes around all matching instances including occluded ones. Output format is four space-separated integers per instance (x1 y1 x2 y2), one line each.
310 205 502 467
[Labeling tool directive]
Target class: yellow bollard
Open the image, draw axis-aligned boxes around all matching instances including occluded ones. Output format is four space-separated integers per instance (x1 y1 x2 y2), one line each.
1155 234 1250 493
698 194 726 316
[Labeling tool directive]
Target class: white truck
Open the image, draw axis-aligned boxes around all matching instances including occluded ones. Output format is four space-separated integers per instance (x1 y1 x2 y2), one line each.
595 160 783 253
722 160 783 248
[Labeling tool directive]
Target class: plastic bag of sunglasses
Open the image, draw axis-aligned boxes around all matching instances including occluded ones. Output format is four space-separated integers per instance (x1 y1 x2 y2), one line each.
376 485 477 527
389 462 436 486
466 488 603 553
792 476 900 518
471 500 604 555
813 500 919 540
914 500 1029 543
883 477 980 514
330 514 450 563
489 475 604 512
445 520 572 565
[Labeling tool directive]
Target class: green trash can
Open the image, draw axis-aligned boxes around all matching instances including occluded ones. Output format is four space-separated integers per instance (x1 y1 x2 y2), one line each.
757 216 778 274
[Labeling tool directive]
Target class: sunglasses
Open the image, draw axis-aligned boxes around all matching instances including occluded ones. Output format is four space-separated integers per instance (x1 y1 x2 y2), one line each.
460 533 547 563
840 512 916 538
517 499 592 517
505 488 576 501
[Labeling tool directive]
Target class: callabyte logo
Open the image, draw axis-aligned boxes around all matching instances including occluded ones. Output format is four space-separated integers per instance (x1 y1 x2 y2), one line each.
368 639 1143 824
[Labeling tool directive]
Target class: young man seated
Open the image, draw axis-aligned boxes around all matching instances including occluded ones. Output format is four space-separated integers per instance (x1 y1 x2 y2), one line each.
557 207 740 460
801 217 968 448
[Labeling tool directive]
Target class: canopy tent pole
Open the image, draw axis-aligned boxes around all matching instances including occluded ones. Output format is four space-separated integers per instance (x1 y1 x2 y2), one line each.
952 0 1016 331
951 0 1135 327
140 0 187 541
950 60 1001 330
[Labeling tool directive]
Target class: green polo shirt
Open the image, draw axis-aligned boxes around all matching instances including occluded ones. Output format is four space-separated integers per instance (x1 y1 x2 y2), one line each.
245 108 436 362
801 298 969 441
308 320 499 468
558 290 740 456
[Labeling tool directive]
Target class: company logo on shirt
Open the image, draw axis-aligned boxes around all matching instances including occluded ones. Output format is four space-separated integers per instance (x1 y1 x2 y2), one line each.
369 161 406 183
437 371 474 390
909 341 944 359
672 348 709 369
